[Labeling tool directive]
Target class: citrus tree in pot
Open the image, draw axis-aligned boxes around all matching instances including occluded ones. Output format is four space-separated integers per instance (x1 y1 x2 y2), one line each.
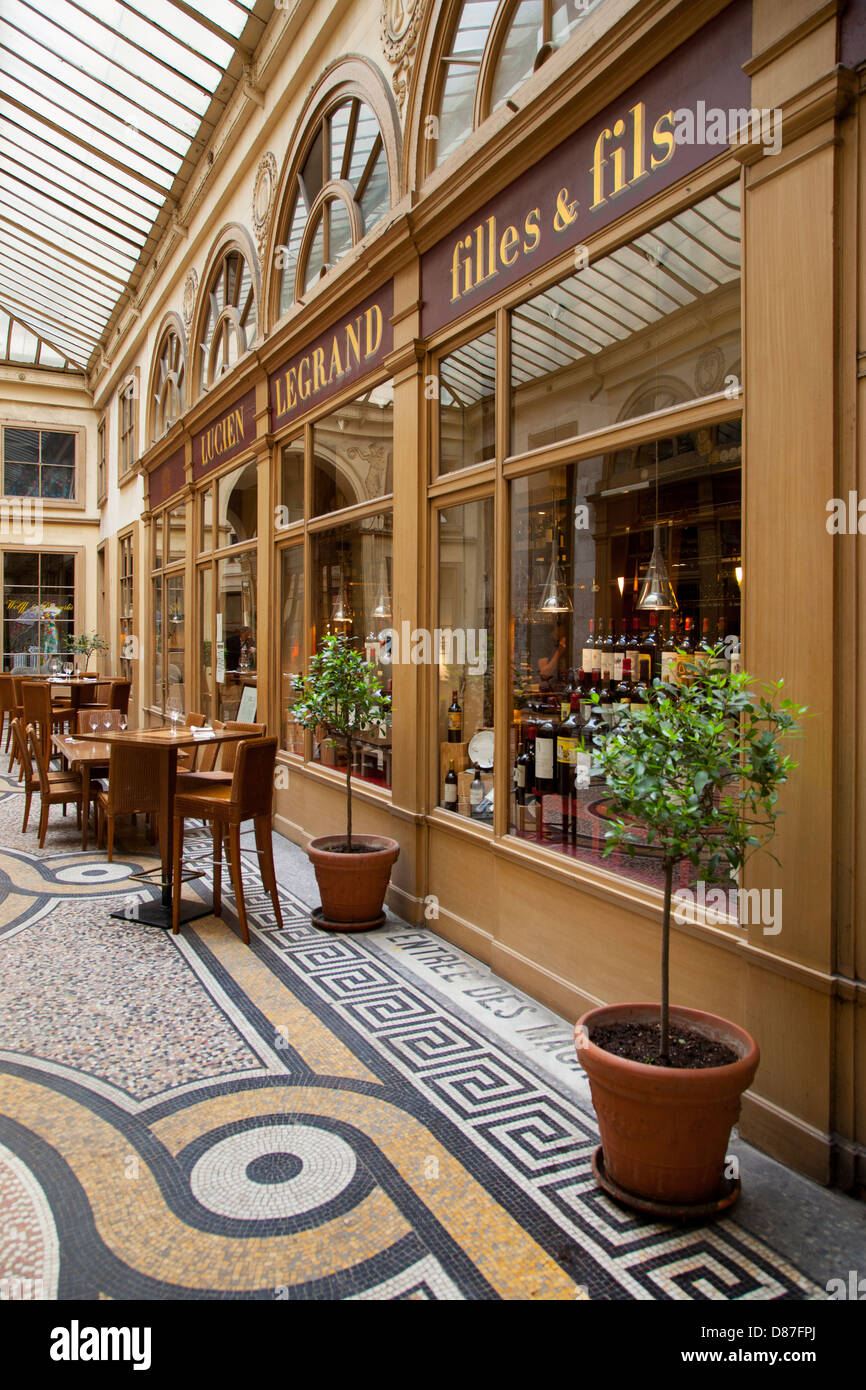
291 632 398 931
575 652 806 1214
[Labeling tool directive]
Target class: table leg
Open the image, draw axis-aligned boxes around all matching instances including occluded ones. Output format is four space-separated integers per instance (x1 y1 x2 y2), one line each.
81 766 91 851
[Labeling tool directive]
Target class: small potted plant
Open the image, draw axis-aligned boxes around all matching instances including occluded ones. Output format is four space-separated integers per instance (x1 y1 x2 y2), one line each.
66 631 109 672
575 651 806 1213
291 632 399 931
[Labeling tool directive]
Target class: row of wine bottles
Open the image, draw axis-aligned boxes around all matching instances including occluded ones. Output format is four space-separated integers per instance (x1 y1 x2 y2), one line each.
579 615 739 689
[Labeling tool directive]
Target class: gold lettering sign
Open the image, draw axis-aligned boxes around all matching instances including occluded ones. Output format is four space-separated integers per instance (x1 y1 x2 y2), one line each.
271 302 386 427
200 406 247 469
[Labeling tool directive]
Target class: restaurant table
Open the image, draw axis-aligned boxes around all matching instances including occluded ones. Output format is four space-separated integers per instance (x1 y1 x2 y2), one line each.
52 733 111 850
79 725 249 929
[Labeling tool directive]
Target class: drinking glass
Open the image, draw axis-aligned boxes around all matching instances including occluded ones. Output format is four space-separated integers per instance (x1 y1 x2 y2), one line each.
88 712 99 736
167 693 182 733
102 711 113 732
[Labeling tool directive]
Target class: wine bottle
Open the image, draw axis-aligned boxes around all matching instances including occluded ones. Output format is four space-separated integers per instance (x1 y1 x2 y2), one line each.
447 689 462 742
560 669 575 724
661 617 679 684
681 616 694 655
581 618 595 677
614 657 634 723
557 693 581 840
613 620 628 683
715 617 729 673
601 618 615 689
535 717 556 794
632 676 649 707
470 764 485 816
578 668 594 726
640 612 659 683
515 742 529 806
524 724 537 795
444 758 458 810
599 679 615 731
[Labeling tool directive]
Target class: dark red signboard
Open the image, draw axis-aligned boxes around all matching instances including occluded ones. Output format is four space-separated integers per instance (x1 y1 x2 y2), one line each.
421 0 752 335
148 445 185 508
268 281 394 431
191 386 257 481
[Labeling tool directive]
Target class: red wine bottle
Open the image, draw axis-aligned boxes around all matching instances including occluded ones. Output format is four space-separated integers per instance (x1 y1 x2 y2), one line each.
447 689 462 743
581 618 595 677
535 716 556 794
444 758 458 810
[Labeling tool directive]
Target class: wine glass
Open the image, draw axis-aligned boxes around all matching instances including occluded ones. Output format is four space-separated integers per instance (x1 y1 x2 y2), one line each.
167 692 182 734
119 714 128 732
102 710 113 733
88 712 99 737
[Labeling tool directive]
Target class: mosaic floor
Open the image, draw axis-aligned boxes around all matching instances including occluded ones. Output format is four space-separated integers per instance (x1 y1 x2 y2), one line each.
0 762 843 1300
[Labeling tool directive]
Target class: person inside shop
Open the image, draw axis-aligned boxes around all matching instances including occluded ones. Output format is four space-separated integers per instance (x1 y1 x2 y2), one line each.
537 619 569 692
239 626 256 671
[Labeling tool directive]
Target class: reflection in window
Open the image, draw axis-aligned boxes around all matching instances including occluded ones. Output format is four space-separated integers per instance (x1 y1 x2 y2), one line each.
509 421 742 887
280 546 304 754
490 0 604 110
439 331 495 474
216 553 258 722
152 323 186 441
166 503 186 566
279 440 304 526
277 98 391 315
510 185 741 454
2 427 75 499
217 460 258 547
199 566 213 722
311 514 393 788
313 381 394 515
436 498 495 819
199 248 257 393
2 550 74 671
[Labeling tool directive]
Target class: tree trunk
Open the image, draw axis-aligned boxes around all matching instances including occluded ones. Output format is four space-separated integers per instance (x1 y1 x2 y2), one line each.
346 735 352 850
661 856 673 1062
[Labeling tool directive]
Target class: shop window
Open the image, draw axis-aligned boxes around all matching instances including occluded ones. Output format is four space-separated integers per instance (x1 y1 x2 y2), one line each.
432 0 606 169
2 550 74 671
276 98 392 316
198 247 258 395
278 440 304 527
280 546 304 755
152 515 163 572
152 575 163 710
198 566 213 722
119 532 134 681
217 460 258 547
508 420 742 887
313 381 394 516
166 502 187 566
2 426 76 500
97 419 106 502
216 553 258 722
438 331 495 475
311 513 393 789
151 320 186 443
436 498 495 820
151 506 186 714
200 487 214 551
509 184 741 454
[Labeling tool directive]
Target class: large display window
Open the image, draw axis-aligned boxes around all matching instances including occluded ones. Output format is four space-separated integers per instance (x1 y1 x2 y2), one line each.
2 550 75 671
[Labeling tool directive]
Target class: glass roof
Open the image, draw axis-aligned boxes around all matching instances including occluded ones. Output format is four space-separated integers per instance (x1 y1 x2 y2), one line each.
0 0 263 370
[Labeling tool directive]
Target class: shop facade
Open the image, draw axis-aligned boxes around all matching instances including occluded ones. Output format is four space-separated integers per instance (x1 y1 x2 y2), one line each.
93 0 866 1189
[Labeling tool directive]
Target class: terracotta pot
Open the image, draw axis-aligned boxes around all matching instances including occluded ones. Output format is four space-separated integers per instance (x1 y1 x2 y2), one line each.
575 1003 759 1205
306 834 400 929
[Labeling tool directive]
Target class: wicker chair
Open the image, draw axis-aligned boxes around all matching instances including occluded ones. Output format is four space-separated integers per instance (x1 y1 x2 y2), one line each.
96 744 163 862
172 736 282 942
11 719 78 833
21 680 68 760
27 725 94 846
0 674 22 761
76 708 123 735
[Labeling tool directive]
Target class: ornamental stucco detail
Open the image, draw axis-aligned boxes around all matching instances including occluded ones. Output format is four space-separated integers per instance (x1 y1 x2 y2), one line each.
381 0 421 114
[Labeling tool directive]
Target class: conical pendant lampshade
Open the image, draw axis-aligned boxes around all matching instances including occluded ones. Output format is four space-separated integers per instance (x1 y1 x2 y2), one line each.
536 559 573 614
330 582 353 625
371 570 391 620
637 525 678 611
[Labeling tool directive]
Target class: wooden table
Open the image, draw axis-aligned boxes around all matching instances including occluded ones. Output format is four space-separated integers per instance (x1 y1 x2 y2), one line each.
46 678 116 717
52 734 111 850
84 726 249 929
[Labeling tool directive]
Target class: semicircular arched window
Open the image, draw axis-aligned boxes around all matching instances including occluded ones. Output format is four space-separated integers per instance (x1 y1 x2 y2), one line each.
198 247 258 395
277 98 392 316
432 0 605 169
150 321 186 444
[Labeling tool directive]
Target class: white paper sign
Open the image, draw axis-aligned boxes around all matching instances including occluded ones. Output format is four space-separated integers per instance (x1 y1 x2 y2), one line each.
237 685 258 722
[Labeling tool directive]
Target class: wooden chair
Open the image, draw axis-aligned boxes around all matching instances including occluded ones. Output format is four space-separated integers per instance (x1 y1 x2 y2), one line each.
177 711 206 770
7 677 25 771
76 708 123 735
96 744 163 862
172 736 282 942
77 679 112 712
27 725 94 847
1 674 22 761
176 721 264 794
110 679 132 716
22 680 68 760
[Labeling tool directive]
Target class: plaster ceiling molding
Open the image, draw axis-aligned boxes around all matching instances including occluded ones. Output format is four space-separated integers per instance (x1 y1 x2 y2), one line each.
382 0 422 115
252 152 279 267
182 269 199 331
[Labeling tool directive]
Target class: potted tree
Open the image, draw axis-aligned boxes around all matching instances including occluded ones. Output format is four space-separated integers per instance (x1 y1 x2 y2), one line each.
291 632 399 931
66 631 109 672
575 652 806 1214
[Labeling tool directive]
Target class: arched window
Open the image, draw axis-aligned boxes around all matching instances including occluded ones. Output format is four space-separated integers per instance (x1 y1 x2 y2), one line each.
195 238 259 396
276 97 393 316
148 316 187 445
430 0 605 169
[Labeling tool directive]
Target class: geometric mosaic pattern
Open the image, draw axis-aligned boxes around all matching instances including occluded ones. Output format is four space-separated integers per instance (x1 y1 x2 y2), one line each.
0 769 824 1300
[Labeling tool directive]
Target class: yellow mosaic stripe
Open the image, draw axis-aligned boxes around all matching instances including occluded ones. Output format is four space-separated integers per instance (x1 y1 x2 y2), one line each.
192 917 378 1084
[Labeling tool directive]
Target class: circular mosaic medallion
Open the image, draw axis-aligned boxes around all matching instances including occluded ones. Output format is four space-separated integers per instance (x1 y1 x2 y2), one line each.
54 863 135 885
190 1122 357 1220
